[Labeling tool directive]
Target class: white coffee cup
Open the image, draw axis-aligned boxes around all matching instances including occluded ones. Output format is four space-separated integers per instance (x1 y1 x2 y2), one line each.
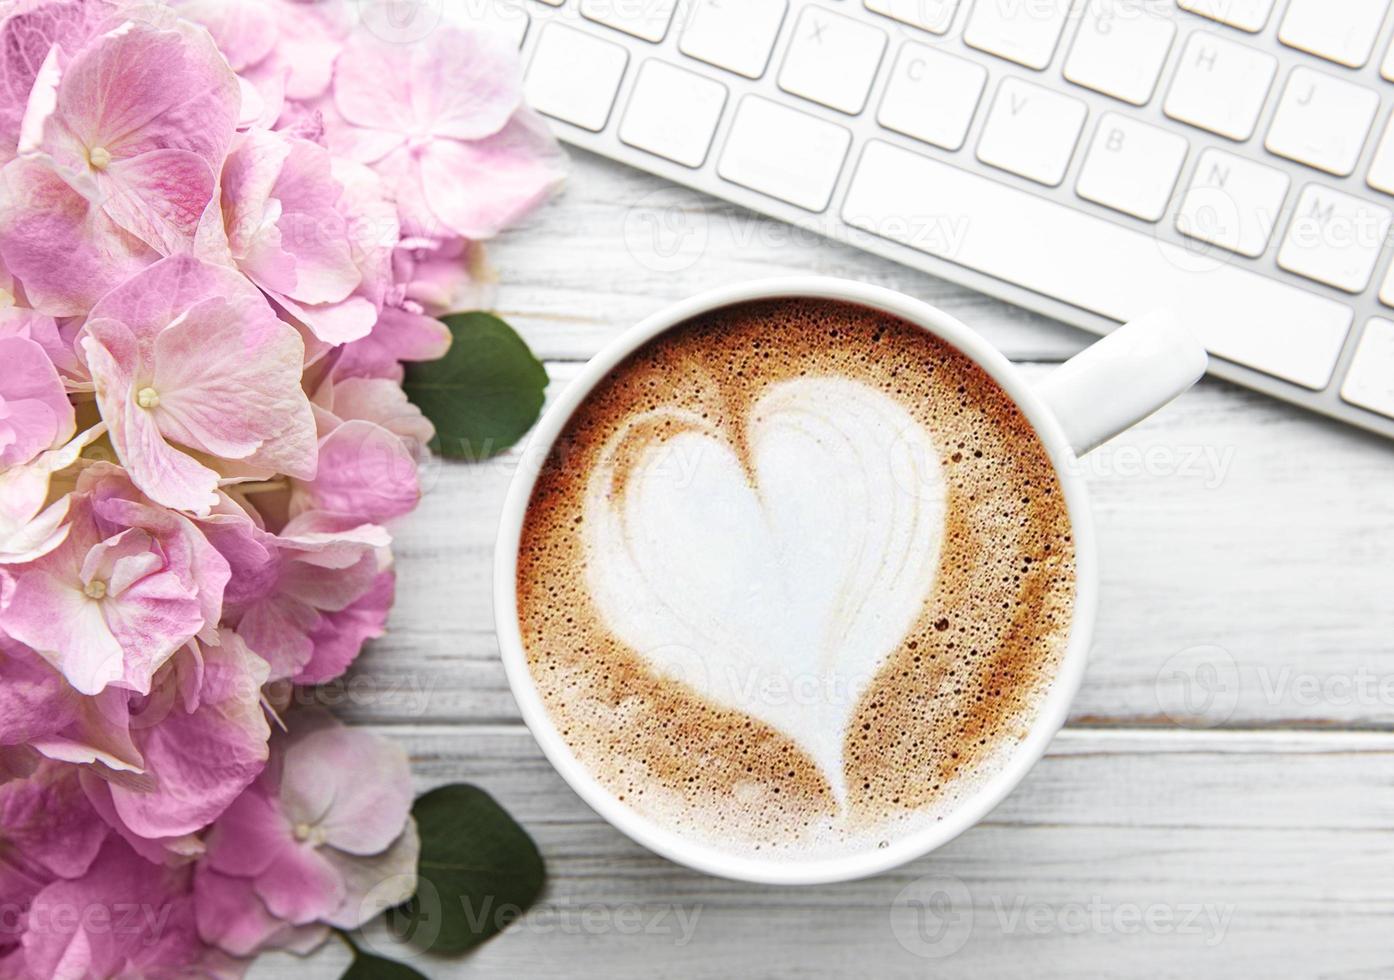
494 277 1207 885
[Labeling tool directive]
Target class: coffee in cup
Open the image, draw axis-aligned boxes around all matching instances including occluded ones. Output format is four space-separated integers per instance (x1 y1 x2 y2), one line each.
513 296 1076 860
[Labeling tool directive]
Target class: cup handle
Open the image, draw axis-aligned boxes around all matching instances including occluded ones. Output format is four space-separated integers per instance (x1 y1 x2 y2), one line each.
1034 311 1209 457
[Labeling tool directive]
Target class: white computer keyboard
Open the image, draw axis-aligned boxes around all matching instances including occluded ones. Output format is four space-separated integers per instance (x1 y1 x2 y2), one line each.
476 0 1394 440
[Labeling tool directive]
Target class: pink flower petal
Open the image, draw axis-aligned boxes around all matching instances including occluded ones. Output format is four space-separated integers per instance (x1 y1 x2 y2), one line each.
0 334 73 466
292 419 419 525
416 111 566 239
0 637 80 745
45 21 238 177
234 592 318 683
83 256 319 510
20 837 208 980
107 631 270 839
84 318 223 515
334 27 520 142
253 840 344 925
0 759 109 881
279 722 412 857
151 296 316 472
295 569 393 686
96 148 217 254
79 769 206 865
7 564 127 695
28 686 142 773
194 866 328 958
319 375 434 455
0 156 156 316
167 0 278 73
321 818 419 930
0 0 120 162
203 777 287 880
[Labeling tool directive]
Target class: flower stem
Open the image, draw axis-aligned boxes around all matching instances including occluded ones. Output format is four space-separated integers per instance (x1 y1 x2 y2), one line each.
236 478 289 495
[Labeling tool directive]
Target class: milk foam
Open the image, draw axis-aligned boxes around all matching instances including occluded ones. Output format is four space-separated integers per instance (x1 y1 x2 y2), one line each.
515 297 1077 860
583 377 946 802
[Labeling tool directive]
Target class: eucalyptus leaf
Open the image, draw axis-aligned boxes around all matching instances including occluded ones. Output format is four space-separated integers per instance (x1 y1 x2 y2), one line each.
340 951 428 980
389 784 546 955
403 312 547 460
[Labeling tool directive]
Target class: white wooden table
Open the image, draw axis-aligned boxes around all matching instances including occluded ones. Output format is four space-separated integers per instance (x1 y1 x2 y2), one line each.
259 152 1394 978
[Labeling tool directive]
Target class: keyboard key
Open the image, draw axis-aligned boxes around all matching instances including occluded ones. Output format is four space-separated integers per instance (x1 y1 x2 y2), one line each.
1176 148 1288 257
1383 35 1394 81
1164 32 1276 141
717 96 851 211
1076 113 1188 221
1278 185 1392 293
619 60 728 167
1064 0 1176 106
964 0 1073 70
778 6 886 114
976 77 1087 186
877 42 987 151
581 0 678 42
1343 319 1394 416
1383 256 1394 305
525 24 628 131
842 140 1353 389
1266 68 1379 178
1368 113 1394 195
863 0 959 34
1279 0 1389 69
1176 0 1274 32
679 0 787 79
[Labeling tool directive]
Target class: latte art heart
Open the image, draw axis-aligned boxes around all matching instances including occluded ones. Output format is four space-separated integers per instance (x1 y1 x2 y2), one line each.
518 297 1078 860
584 376 946 802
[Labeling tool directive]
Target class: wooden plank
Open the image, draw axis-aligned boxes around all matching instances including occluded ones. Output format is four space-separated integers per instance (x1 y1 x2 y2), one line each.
249 726 1394 980
332 362 1394 728
486 150 1091 363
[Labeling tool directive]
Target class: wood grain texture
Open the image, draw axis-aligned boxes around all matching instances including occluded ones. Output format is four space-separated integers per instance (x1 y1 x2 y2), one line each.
254 151 1394 979
250 727 1394 980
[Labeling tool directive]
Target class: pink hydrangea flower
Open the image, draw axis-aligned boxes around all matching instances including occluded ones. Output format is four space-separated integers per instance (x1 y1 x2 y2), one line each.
219 129 395 345
14 835 240 979
170 0 350 103
0 423 103 566
0 334 73 467
1 18 240 314
0 332 93 564
0 0 130 164
0 3 562 971
197 710 418 949
330 25 565 241
3 464 231 695
85 628 271 846
394 234 494 317
0 759 109 923
223 513 390 683
82 256 318 514
0 304 85 387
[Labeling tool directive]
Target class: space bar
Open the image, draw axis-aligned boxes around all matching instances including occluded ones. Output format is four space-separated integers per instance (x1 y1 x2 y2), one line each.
841 140 1354 390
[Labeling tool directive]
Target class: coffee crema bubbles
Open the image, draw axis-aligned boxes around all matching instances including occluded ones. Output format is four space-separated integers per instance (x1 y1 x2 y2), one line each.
515 298 1076 859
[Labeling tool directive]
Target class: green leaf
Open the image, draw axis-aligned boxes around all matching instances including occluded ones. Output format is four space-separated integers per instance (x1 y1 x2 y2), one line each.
341 951 428 980
389 784 546 956
402 312 547 460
